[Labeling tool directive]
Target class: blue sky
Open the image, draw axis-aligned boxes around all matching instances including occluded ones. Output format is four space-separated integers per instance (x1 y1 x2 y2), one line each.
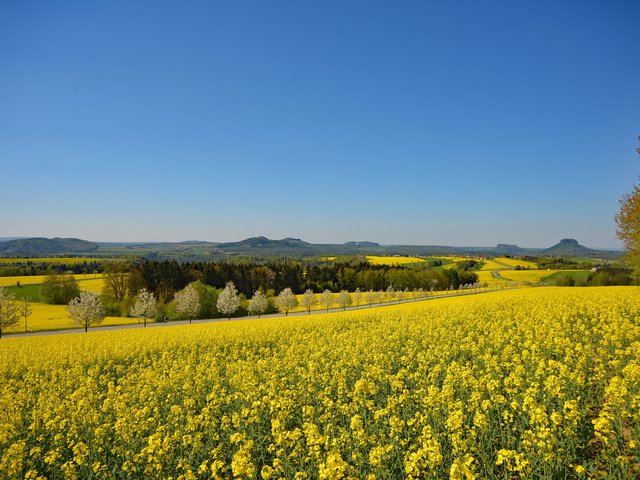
1 1 638 248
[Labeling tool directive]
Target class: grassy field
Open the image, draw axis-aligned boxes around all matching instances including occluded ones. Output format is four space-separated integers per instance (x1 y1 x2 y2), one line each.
541 270 592 284
498 269 591 285
0 287 638 478
499 270 558 283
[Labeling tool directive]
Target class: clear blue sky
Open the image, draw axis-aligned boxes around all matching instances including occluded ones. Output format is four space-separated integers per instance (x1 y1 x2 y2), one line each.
1 1 638 248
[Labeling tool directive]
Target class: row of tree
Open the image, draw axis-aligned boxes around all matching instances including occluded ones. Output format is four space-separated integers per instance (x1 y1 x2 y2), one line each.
124 259 479 303
2 280 465 336
551 267 632 287
126 281 452 324
0 260 105 277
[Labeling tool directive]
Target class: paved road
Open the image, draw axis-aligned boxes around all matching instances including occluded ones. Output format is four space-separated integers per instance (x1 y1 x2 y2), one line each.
8 289 502 338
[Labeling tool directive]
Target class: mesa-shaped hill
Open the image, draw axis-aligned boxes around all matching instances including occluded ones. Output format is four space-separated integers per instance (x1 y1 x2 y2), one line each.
542 238 597 257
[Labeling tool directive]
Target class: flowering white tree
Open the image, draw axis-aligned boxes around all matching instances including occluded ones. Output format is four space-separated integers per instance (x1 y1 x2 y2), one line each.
300 289 317 314
365 289 378 308
175 284 200 323
275 288 298 316
386 286 395 302
0 287 20 338
130 288 157 327
337 290 352 310
248 290 269 318
352 288 363 309
68 291 105 332
20 297 33 333
217 281 240 320
320 289 333 312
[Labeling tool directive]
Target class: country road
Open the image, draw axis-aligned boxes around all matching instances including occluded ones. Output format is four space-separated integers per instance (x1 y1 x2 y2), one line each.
7 288 503 338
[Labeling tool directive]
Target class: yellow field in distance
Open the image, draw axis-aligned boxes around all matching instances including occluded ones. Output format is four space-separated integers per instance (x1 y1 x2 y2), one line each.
494 257 539 269
366 255 425 265
475 270 506 286
479 259 507 270
0 273 106 287
0 257 118 264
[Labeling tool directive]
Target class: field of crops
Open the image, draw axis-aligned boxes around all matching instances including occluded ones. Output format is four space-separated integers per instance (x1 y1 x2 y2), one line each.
498 270 557 283
0 274 105 287
542 270 592 284
5 302 141 334
0 258 119 264
1 275 108 333
493 257 539 269
1 287 638 478
475 270 508 287
366 256 425 265
479 259 507 271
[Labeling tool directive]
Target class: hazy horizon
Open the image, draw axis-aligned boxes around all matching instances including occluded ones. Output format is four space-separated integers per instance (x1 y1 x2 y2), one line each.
2 1 638 250
0 233 624 251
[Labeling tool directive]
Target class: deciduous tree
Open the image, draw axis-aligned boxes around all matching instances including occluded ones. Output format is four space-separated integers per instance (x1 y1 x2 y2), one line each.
365 289 378 307
337 290 352 310
300 289 317 314
130 288 157 327
174 284 200 323
217 281 240 320
352 288 362 309
320 289 333 312
103 263 129 301
68 291 105 332
40 274 80 305
20 297 32 333
275 288 298 316
0 287 20 338
616 139 640 279
248 290 268 318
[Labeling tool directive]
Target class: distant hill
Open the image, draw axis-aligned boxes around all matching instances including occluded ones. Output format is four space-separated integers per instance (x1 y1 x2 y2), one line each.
494 243 525 255
216 236 314 254
0 236 622 260
344 241 380 247
542 238 597 257
0 237 98 256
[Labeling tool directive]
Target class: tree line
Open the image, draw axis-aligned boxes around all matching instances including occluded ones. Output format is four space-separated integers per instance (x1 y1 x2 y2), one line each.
126 259 479 302
0 260 104 277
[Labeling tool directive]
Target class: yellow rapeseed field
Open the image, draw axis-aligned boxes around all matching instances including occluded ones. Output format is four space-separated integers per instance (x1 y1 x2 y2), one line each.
479 259 507 271
0 274 105 287
366 256 425 265
0 258 116 264
76 278 106 293
1 287 638 478
493 257 538 269
6 303 142 334
475 270 507 287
